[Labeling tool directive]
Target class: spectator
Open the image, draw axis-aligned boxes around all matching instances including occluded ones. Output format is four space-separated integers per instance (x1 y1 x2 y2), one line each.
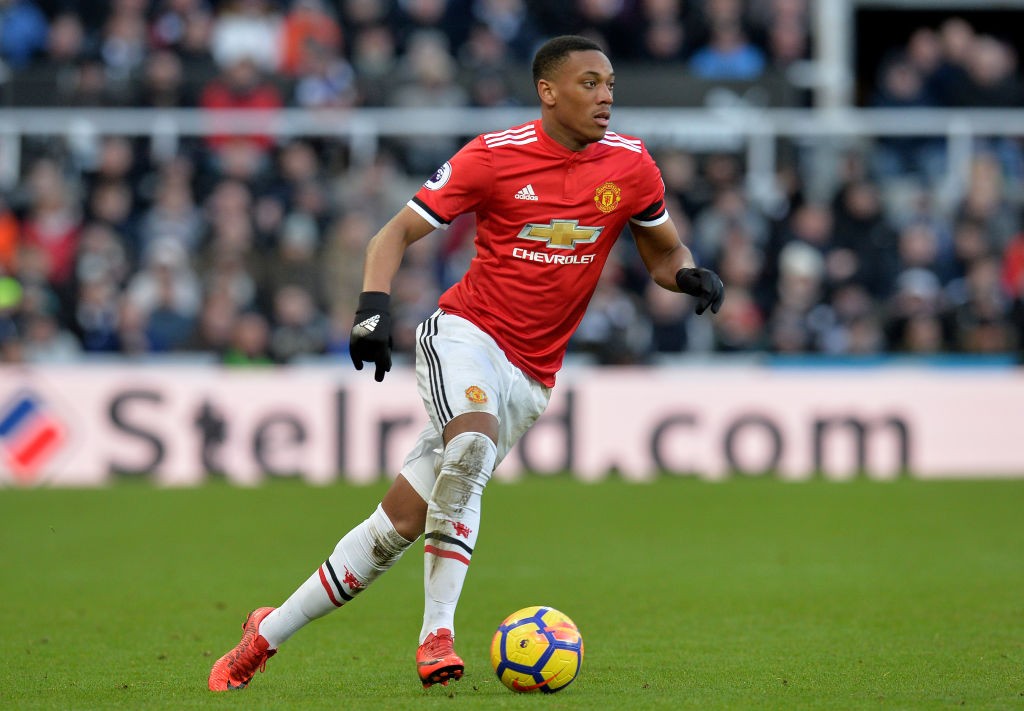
941 34 1024 108
387 30 470 173
645 278 692 353
72 271 122 352
0 195 18 273
199 215 261 312
471 0 540 62
87 181 139 255
138 173 205 258
639 18 687 64
573 0 637 60
185 289 239 355
278 0 343 77
954 153 1019 251
711 285 765 352
869 55 946 182
21 158 83 294
20 311 83 362
571 252 653 365
222 309 273 365
949 255 1015 353
634 0 687 63
765 240 825 352
883 268 949 353
135 49 191 107
268 284 328 362
391 0 472 56
210 0 283 73
691 186 768 265
0 0 49 69
292 44 359 109
930 17 975 107
74 222 131 292
350 22 398 105
323 210 375 323
457 24 518 106
151 0 211 51
263 211 325 304
199 56 283 165
124 237 202 325
689 14 765 80
830 179 900 298
39 12 88 92
764 15 807 71
144 269 198 351
896 221 952 284
176 6 218 80
98 3 149 89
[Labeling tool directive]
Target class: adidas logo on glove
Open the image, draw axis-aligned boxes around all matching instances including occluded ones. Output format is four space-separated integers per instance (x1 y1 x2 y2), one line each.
355 315 380 333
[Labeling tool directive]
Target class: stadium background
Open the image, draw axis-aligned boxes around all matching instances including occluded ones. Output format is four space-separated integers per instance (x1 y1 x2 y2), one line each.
2 3 1024 710
1 0 1023 485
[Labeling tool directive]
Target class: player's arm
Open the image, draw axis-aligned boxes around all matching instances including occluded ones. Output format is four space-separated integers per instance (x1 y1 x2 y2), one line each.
362 205 436 293
350 205 436 381
631 219 724 316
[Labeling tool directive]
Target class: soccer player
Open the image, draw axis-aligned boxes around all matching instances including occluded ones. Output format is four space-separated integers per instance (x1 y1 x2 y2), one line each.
208 34 724 692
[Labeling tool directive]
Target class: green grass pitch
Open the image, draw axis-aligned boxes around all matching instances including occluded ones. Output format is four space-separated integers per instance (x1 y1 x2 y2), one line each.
1 476 1022 710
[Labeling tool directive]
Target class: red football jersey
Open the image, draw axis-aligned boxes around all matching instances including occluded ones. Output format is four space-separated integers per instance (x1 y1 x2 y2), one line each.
409 119 668 387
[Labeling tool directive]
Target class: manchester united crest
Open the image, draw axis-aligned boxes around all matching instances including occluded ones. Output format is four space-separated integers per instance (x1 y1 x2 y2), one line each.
465 386 488 404
594 181 621 214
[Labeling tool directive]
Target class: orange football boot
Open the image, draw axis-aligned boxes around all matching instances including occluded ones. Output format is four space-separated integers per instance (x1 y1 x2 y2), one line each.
208 607 277 691
416 628 464 688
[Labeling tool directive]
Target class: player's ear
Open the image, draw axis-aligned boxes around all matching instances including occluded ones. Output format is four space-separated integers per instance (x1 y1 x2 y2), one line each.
537 79 556 107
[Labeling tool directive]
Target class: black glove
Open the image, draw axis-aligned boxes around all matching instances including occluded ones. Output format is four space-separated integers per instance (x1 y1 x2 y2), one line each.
350 291 392 382
675 267 724 316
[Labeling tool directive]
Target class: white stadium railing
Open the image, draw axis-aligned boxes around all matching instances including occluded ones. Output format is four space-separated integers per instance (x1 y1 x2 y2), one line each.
2 107 1023 210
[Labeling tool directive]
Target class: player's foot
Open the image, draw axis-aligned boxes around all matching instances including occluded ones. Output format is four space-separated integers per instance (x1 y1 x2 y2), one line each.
416 628 464 688
208 607 277 691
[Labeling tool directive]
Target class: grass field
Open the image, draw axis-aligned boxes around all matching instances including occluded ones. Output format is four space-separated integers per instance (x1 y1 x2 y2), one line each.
1 476 1022 710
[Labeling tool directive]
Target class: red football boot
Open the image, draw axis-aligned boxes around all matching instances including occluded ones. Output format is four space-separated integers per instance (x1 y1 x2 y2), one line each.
208 607 277 691
416 628 464 688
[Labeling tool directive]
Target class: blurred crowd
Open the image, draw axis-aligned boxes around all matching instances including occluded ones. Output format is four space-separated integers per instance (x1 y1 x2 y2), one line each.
0 0 1022 366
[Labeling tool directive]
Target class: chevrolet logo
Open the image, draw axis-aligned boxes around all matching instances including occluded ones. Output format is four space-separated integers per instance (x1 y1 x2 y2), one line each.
516 220 603 250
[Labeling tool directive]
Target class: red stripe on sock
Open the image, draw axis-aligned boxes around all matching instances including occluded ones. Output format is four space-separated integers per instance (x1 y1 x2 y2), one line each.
424 544 471 566
318 565 342 607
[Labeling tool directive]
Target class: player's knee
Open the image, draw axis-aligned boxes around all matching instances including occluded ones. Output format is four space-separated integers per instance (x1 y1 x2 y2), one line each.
382 476 428 540
440 431 497 487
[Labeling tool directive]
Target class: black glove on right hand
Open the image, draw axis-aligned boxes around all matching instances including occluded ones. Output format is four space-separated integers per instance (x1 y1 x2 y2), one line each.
349 291 392 382
675 267 725 316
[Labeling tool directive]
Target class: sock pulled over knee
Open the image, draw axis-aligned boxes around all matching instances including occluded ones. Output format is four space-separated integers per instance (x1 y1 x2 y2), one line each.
421 431 497 643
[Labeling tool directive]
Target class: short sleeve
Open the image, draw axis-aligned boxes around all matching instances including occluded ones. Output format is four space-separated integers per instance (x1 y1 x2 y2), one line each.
630 146 668 227
408 138 493 228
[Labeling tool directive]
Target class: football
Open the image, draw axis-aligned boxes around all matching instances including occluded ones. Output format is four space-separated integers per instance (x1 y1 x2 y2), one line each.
489 605 584 693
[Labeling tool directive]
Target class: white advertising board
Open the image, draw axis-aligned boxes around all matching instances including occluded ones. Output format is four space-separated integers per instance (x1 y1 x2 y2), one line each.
1 365 1022 486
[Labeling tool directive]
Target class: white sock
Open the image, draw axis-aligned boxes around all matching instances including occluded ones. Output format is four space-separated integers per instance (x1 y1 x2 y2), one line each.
420 432 497 643
259 504 414 648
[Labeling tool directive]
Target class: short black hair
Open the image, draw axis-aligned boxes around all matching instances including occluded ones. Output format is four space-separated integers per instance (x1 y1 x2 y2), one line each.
531 35 605 86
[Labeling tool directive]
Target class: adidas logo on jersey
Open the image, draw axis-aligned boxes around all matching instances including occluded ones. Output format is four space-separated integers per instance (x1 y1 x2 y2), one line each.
514 184 539 201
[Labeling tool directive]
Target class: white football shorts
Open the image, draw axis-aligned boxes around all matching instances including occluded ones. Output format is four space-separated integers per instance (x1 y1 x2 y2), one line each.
399 309 551 501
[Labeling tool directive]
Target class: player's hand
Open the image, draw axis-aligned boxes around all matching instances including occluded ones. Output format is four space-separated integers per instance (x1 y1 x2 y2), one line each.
675 267 724 316
350 291 392 382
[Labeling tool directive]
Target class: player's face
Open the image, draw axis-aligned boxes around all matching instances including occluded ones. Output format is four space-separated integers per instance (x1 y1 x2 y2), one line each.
545 50 615 151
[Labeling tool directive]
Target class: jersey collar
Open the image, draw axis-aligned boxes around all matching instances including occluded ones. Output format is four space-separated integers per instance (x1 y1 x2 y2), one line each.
534 119 596 159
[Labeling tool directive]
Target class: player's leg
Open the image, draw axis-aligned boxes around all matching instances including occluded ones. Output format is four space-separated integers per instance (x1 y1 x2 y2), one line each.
208 467 429 692
258 476 424 646
416 414 498 687
412 311 549 687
